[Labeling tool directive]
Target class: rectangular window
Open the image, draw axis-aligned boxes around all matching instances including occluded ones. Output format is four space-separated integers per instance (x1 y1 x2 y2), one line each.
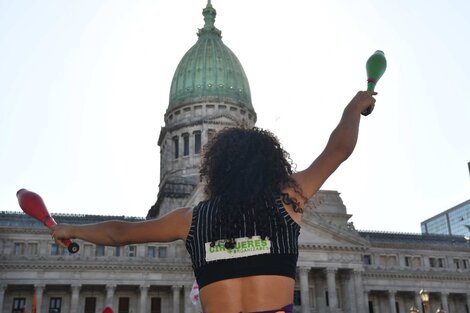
51 244 60 255
128 245 137 257
49 297 62 313
84 297 96 313
14 242 25 255
429 257 436 267
96 245 105 257
115 246 121 257
118 297 130 313
412 257 422 268
363 254 372 265
84 244 93 257
438 258 444 268
454 259 461 269
325 290 329 307
173 137 179 159
183 133 189 156
27 243 38 255
147 246 156 258
379 255 387 266
194 131 201 154
158 247 167 258
150 297 162 313
405 256 411 267
388 255 397 266
463 259 469 269
12 298 26 313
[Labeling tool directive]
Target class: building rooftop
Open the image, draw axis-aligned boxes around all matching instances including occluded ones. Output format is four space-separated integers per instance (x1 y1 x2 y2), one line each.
0 211 144 228
359 230 470 247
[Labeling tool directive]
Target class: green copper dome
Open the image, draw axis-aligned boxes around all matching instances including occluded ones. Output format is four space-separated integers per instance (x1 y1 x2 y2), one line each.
168 2 253 111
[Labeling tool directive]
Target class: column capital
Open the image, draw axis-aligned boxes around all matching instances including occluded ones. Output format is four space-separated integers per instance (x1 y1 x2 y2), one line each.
388 289 396 296
172 285 182 291
140 285 149 291
298 266 310 274
325 267 337 275
106 284 116 291
71 284 82 290
34 283 45 289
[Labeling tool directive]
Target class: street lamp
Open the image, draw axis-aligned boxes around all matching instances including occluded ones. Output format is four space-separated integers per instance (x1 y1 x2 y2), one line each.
420 289 430 313
409 305 419 313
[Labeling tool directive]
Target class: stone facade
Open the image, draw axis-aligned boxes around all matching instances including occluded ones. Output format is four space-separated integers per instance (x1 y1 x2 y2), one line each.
2 191 470 313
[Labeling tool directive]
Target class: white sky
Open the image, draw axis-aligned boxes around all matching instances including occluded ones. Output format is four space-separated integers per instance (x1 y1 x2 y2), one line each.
1 0 469 233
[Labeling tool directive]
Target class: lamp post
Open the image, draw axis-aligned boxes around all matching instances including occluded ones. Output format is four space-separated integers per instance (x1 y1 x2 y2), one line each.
420 289 430 313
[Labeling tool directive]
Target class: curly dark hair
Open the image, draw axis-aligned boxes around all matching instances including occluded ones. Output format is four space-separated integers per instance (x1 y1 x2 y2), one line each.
199 126 304 248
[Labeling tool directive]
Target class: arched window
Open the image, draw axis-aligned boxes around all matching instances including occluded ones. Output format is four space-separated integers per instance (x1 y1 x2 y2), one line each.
194 131 202 154
183 133 190 156
173 136 179 159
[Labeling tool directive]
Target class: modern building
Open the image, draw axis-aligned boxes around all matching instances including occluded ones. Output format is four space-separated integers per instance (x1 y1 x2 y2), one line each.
1 2 470 313
421 199 470 236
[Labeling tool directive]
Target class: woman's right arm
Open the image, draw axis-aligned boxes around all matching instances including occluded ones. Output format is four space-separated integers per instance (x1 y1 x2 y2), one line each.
51 207 193 247
289 91 377 206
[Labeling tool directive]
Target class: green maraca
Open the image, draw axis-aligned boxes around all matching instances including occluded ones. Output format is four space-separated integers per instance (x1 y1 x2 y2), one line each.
361 50 387 116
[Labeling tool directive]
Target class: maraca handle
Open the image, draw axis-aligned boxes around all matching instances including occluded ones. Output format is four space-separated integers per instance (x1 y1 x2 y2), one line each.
361 82 376 116
44 216 80 254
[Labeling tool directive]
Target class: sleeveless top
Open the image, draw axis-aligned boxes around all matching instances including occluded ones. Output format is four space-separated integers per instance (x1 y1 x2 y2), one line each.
185 195 301 288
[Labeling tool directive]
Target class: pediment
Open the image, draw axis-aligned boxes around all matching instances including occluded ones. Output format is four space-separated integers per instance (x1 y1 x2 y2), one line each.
298 190 369 248
299 214 369 248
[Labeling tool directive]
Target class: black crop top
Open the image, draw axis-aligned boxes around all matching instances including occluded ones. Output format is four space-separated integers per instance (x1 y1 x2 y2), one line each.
185 195 300 288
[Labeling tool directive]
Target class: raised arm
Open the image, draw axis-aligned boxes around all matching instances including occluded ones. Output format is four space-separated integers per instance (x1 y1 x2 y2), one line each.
289 91 377 204
51 207 193 247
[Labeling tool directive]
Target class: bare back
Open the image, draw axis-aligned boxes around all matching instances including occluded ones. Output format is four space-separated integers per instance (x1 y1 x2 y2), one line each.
189 191 302 313
200 275 294 313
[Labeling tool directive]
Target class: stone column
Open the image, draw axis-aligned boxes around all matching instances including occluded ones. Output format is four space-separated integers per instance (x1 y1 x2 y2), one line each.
440 292 449 313
346 272 357 313
326 268 338 311
106 284 116 309
363 290 369 313
388 290 397 313
353 271 365 313
298 267 311 313
172 285 181 313
0 284 6 313
70 284 81 313
34 284 45 313
313 272 326 313
139 285 149 313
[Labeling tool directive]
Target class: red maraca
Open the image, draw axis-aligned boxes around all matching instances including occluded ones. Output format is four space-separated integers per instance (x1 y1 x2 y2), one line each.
16 189 80 253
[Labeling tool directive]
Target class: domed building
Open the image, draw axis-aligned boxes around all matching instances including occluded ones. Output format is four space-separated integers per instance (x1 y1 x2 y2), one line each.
1 2 470 313
148 1 256 218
